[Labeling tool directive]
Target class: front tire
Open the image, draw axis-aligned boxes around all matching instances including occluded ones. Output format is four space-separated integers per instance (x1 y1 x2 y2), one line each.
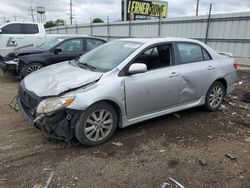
22 63 44 77
205 81 225 112
75 102 118 147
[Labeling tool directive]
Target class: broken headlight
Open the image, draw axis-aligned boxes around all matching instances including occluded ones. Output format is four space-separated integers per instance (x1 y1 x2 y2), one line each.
5 58 19 65
36 96 75 115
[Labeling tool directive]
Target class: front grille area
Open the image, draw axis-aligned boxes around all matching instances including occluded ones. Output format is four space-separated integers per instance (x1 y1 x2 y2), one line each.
18 81 42 120
0 55 4 61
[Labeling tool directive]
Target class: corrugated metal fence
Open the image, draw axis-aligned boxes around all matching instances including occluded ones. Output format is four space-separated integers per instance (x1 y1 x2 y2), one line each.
46 12 250 58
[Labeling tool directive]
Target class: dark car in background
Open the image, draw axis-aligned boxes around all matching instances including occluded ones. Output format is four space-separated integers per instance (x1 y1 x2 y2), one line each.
0 36 106 77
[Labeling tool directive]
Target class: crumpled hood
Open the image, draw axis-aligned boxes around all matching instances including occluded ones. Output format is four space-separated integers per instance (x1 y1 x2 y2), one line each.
24 61 103 97
8 46 45 58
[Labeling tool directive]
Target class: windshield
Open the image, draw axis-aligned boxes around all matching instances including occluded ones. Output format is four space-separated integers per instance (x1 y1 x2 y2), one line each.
78 41 142 71
38 37 65 50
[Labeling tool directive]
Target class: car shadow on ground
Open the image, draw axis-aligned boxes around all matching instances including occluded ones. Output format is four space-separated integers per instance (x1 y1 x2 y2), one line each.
42 106 227 152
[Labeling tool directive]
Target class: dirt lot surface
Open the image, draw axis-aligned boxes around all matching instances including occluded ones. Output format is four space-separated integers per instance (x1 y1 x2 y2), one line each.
0 69 250 188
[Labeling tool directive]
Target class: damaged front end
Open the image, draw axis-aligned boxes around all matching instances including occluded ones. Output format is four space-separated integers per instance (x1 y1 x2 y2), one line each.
35 109 80 142
17 61 103 142
0 56 20 76
18 81 80 142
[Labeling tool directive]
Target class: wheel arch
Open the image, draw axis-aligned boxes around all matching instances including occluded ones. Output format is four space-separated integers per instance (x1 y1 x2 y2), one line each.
90 99 123 128
214 78 228 94
26 61 45 66
20 61 45 78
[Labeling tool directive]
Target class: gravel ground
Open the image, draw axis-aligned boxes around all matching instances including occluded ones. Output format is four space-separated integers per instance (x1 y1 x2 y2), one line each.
0 69 249 188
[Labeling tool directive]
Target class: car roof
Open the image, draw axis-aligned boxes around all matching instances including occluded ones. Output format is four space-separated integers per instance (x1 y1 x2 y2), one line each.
118 37 202 45
48 35 106 41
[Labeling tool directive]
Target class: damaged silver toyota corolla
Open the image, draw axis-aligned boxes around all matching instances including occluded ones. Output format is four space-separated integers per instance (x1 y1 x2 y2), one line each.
18 38 237 146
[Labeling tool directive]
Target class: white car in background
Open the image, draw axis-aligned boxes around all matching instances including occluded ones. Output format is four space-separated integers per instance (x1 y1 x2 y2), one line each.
0 22 60 56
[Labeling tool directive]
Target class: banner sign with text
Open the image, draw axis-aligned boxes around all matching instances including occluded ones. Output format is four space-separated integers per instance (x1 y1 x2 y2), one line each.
127 0 168 20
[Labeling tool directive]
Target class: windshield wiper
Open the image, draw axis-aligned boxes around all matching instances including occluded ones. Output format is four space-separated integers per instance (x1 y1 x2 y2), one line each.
79 62 96 71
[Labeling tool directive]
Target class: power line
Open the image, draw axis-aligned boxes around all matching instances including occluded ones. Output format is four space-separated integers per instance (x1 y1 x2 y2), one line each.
28 6 36 22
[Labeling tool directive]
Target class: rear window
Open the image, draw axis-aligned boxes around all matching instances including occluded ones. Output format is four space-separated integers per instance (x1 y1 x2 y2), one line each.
1 23 39 34
1 24 22 34
177 42 211 64
86 39 105 50
22 24 39 34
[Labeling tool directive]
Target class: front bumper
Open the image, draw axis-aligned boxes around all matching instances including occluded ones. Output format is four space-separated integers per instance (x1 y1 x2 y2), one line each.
18 83 80 142
0 60 18 75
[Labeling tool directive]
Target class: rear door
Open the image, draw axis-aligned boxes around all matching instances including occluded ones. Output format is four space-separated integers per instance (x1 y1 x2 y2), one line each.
22 24 44 46
175 42 216 104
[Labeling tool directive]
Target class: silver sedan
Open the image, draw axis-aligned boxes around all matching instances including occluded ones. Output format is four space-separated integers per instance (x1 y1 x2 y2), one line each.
18 37 237 146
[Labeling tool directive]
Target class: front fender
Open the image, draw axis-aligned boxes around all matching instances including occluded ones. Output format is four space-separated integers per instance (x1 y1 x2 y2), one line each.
66 75 126 123
19 55 45 66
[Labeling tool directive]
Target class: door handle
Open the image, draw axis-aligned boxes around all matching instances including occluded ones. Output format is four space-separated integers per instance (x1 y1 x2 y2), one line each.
169 72 179 77
207 65 215 70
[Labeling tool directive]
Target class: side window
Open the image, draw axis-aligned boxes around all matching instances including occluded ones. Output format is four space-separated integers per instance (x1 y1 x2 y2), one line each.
202 49 212 61
57 39 84 52
86 39 105 50
177 43 211 64
23 24 39 34
1 24 22 34
134 44 172 70
143 47 158 55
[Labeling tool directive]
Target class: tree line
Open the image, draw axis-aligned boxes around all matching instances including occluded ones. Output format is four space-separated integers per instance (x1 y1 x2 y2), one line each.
44 18 104 28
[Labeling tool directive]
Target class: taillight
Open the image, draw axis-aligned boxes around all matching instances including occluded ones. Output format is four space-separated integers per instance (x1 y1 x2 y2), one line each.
233 62 238 69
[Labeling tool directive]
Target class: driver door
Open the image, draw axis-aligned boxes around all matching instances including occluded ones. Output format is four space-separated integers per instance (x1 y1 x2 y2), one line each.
124 43 181 119
48 38 85 65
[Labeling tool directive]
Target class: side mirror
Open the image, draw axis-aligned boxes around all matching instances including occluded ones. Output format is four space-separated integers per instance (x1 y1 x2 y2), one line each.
53 48 62 54
0 29 2 33
128 63 147 75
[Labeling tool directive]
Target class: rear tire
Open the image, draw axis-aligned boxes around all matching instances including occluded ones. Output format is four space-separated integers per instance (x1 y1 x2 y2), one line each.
205 81 225 112
22 63 44 78
75 102 118 147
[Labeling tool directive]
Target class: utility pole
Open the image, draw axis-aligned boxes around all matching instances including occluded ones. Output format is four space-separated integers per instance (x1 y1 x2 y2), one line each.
13 12 17 21
196 0 200 16
205 3 212 44
107 16 110 41
28 6 35 22
90 18 93 36
2 16 6 23
69 0 73 25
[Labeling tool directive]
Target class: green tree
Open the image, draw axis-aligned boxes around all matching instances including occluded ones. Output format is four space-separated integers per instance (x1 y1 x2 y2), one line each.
44 21 57 28
44 19 65 29
55 19 65 26
92 18 104 23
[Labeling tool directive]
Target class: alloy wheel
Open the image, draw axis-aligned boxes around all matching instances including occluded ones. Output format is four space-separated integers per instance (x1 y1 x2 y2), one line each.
84 109 113 141
26 64 42 75
209 85 223 108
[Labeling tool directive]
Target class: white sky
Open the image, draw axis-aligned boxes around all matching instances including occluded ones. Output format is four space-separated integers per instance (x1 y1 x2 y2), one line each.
0 0 250 24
